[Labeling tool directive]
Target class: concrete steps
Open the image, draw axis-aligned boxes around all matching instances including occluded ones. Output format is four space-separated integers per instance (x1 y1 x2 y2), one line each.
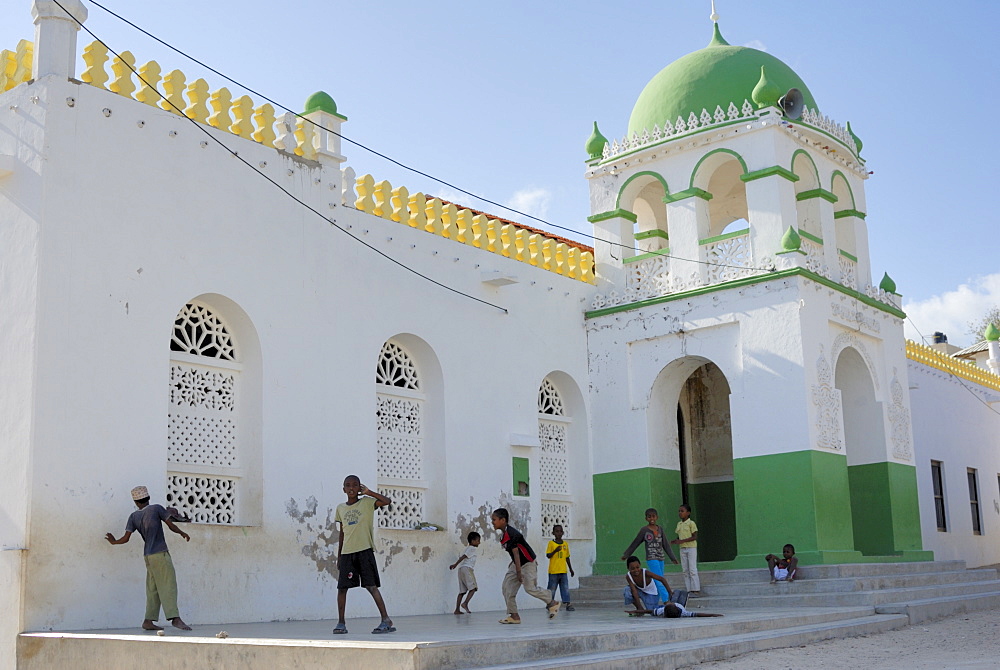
474 612 910 670
573 561 1000 618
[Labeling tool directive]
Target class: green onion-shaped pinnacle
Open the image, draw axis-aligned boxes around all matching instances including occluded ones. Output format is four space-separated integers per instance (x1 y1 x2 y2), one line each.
585 121 609 160
752 66 780 109
985 322 1000 342
781 226 802 252
879 272 897 294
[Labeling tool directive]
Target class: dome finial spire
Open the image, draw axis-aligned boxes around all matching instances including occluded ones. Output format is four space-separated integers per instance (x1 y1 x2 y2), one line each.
710 0 720 23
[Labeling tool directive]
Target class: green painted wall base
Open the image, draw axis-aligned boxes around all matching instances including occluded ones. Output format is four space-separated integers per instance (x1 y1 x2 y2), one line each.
592 467 681 575
592 452 930 575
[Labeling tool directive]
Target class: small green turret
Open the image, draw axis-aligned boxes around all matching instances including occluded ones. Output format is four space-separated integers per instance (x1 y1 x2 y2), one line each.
585 121 609 160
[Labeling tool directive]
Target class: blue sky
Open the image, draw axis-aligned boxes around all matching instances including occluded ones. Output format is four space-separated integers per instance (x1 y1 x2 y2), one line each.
4 1 998 346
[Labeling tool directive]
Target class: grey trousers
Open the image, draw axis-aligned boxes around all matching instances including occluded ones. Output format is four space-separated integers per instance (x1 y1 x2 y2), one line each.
502 560 552 615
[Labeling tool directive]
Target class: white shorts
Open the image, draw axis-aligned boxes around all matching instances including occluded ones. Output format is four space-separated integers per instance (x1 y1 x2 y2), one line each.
457 566 477 593
773 567 789 581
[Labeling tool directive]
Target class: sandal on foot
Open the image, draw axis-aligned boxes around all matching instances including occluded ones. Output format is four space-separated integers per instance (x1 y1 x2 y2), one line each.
372 620 396 634
498 616 521 624
332 623 348 634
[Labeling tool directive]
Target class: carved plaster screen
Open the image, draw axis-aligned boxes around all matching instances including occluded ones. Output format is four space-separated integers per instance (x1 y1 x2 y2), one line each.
539 378 571 536
166 302 241 524
376 341 426 529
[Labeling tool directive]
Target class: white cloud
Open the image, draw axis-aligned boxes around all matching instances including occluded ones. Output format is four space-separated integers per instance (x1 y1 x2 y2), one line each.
903 273 1000 347
743 39 768 52
507 187 552 225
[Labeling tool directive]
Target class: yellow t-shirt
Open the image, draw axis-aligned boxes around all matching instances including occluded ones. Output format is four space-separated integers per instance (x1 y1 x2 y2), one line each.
675 518 698 548
546 540 571 574
336 497 377 555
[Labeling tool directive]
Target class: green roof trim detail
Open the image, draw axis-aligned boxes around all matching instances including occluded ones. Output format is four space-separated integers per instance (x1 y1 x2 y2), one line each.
700 228 749 246
303 91 347 120
830 171 856 209
690 148 748 188
586 121 609 160
624 248 672 264
838 249 858 262
751 66 780 109
585 268 906 320
627 23 817 137
635 229 669 241
740 166 799 183
879 272 897 294
984 322 1000 341
789 149 820 184
796 188 838 203
616 171 670 208
797 229 823 245
847 121 863 155
663 187 713 203
834 209 867 220
781 226 802 252
588 209 638 223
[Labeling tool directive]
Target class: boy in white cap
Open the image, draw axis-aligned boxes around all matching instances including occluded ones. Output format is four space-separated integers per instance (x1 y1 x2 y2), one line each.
105 486 192 631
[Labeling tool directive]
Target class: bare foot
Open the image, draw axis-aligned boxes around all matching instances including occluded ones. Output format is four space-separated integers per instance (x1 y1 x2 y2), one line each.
171 617 192 631
453 609 463 615
462 604 472 614
142 620 163 631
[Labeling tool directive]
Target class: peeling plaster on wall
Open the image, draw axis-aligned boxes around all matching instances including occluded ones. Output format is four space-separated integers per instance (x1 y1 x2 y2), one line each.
286 497 339 579
381 540 405 569
453 493 531 550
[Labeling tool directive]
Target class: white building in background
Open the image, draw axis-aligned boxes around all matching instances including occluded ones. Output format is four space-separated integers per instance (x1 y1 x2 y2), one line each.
1 2 998 669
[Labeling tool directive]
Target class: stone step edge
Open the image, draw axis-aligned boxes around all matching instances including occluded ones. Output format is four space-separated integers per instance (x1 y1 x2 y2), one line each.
875 590 1000 624
471 613 910 670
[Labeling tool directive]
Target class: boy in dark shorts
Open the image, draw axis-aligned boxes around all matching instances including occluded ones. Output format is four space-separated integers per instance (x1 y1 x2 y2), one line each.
333 475 395 634
491 507 561 624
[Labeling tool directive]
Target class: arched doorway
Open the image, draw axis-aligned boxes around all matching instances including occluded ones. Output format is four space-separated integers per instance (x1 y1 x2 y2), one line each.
835 346 891 555
649 357 737 563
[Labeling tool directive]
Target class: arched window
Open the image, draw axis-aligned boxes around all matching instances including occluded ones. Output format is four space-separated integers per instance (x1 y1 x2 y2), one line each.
376 341 426 529
538 377 571 536
166 302 242 524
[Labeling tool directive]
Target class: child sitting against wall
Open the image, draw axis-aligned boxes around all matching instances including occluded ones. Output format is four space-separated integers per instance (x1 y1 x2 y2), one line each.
765 544 798 583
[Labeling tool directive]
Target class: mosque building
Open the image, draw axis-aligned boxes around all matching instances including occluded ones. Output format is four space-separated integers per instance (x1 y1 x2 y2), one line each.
1 2 997 667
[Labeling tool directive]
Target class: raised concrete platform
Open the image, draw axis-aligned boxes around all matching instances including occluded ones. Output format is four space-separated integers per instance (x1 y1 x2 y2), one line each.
17 605 905 670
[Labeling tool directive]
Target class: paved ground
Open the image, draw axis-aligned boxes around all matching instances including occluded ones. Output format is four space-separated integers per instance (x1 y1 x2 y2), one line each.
681 607 1000 670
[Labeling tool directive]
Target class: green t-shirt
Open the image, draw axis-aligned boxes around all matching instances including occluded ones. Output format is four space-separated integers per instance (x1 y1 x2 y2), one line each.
336 496 377 555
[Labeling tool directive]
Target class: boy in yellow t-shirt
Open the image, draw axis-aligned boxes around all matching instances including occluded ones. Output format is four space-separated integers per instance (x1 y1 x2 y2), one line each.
545 524 576 610
670 504 701 596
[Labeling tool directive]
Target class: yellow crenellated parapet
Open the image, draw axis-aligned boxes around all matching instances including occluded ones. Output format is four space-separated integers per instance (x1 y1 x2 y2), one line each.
351 174 596 284
905 340 1000 393
77 40 317 158
1 40 33 92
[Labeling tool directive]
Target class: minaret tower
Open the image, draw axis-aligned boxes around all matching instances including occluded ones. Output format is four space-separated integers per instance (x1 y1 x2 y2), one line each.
583 13 927 573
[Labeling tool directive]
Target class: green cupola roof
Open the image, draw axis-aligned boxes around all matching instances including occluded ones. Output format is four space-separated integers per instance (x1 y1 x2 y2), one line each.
627 23 817 137
984 322 1000 342
303 90 347 120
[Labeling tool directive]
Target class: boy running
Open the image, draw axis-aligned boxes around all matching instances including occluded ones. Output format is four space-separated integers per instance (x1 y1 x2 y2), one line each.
491 507 561 624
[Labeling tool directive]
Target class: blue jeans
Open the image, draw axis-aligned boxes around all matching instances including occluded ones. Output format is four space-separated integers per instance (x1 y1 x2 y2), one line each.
547 572 570 603
646 559 671 603
623 586 660 610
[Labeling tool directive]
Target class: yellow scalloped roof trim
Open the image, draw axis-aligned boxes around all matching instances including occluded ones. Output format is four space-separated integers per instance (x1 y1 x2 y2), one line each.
906 340 1000 393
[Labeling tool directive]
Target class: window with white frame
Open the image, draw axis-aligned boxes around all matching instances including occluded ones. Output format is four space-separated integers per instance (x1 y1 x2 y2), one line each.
166 302 241 524
538 377 571 537
375 341 426 529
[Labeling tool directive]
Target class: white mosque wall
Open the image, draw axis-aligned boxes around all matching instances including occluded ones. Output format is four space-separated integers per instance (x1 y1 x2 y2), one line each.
908 361 1000 568
0 74 596 631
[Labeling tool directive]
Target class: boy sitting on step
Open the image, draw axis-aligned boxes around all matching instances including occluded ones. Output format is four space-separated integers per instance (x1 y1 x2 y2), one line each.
765 544 798 583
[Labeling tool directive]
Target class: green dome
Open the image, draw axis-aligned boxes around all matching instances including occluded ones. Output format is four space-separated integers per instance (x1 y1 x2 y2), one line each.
303 90 346 119
627 23 817 136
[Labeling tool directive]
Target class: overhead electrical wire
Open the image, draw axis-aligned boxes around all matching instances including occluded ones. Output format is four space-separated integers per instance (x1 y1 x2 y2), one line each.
51 0 509 313
43 4 1000 417
81 0 779 278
